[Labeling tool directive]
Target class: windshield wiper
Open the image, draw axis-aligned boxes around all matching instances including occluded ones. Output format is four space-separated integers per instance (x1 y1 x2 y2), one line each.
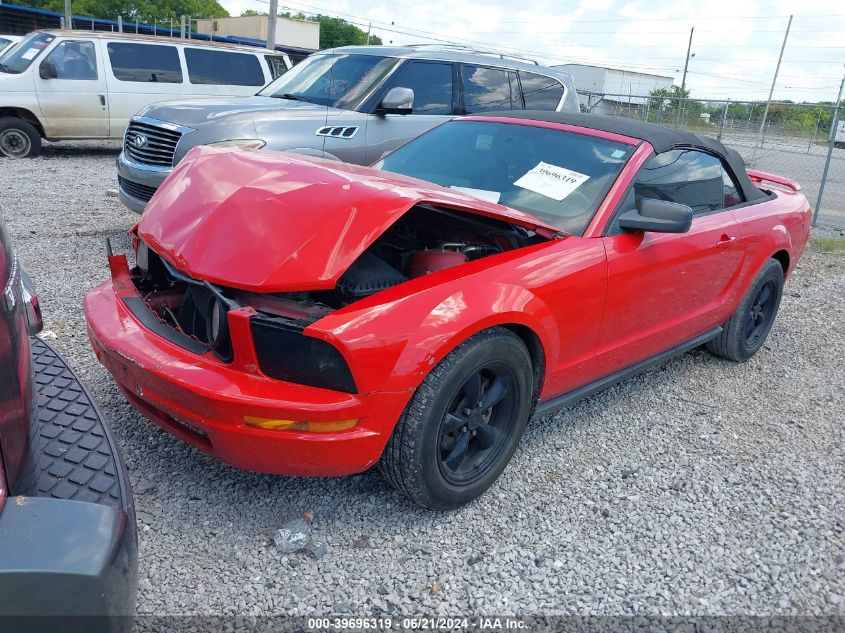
0 63 13 74
275 93 312 103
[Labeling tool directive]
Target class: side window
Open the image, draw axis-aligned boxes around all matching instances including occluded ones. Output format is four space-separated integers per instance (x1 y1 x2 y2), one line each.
107 43 182 83
265 55 289 79
634 149 725 214
44 40 97 80
388 61 453 115
462 65 512 113
519 72 564 110
185 49 265 86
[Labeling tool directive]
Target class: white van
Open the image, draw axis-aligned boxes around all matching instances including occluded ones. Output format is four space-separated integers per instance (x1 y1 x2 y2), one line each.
0 35 22 55
0 30 292 157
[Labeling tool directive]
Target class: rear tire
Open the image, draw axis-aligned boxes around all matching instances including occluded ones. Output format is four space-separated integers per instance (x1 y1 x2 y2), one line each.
378 327 534 510
0 117 42 158
706 258 784 362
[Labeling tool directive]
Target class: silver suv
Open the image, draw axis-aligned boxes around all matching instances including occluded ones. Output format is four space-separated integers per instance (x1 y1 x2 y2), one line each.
116 44 580 213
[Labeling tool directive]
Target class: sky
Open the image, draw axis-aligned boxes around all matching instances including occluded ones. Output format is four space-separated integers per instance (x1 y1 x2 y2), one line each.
219 0 845 103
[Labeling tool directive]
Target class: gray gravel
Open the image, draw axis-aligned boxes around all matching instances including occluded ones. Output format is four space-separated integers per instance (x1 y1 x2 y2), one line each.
1 141 843 616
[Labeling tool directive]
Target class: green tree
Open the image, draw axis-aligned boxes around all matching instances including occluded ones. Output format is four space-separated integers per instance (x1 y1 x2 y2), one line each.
650 86 691 99
313 15 381 48
647 85 693 124
16 0 228 22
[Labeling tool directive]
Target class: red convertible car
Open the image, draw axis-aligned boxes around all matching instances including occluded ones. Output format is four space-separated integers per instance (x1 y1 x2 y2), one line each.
84 112 810 509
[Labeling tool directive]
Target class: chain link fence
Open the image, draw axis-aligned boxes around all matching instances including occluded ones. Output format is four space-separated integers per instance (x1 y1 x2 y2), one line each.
581 92 845 229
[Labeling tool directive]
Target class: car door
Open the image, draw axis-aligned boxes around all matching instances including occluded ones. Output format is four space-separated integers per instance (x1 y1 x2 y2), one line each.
363 60 456 164
33 38 109 138
593 148 747 372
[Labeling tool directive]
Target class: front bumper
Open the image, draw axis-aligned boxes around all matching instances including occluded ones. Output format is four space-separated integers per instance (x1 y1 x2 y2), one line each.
115 152 171 214
0 338 137 623
83 257 411 477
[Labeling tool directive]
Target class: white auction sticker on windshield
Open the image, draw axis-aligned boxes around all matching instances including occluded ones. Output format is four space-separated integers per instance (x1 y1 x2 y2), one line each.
514 162 590 201
21 48 40 61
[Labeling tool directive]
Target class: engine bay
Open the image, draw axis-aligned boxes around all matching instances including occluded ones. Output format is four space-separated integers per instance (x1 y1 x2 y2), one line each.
130 205 547 341
326 204 543 307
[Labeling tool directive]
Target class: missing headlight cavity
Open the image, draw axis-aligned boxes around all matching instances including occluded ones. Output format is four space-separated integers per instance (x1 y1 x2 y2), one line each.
327 205 546 307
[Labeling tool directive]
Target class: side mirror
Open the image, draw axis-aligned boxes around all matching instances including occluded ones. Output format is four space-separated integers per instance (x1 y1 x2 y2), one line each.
378 87 414 115
618 198 693 234
39 59 57 80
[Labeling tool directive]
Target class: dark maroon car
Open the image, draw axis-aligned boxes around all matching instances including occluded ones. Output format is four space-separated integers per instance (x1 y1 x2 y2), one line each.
0 212 137 626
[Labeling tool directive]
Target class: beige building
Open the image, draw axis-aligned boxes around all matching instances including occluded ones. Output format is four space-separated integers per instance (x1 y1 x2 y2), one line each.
196 15 319 52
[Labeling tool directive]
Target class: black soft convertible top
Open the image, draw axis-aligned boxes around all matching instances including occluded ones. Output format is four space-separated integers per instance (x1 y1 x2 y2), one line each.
486 111 767 202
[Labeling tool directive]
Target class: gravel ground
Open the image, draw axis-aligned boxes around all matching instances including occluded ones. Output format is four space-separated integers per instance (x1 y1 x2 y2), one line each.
1 141 843 617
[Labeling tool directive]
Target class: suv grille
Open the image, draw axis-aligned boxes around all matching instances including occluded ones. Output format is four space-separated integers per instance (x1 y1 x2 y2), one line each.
124 120 183 167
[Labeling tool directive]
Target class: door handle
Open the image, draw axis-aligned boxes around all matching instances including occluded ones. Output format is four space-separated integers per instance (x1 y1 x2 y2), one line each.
718 234 736 243
99 94 106 107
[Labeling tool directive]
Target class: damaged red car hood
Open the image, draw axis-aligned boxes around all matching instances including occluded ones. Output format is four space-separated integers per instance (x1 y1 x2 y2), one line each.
137 146 560 292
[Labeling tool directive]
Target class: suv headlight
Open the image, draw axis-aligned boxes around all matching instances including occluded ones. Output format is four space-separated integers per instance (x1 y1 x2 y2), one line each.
207 139 266 150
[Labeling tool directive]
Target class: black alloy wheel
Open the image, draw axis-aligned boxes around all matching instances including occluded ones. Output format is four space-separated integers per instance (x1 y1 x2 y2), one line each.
437 362 519 486
378 327 534 509
706 258 784 362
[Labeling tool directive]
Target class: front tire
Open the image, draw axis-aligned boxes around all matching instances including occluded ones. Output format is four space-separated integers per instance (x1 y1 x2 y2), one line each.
378 328 534 510
706 258 784 362
0 117 42 158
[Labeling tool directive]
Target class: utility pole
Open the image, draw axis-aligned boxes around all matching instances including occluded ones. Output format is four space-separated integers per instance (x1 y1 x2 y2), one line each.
366 22 372 45
813 65 845 225
267 0 279 51
680 26 694 95
64 0 72 29
752 14 792 163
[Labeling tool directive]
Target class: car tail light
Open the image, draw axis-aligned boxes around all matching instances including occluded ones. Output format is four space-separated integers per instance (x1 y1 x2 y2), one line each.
2 258 41 336
0 449 6 514
20 269 42 336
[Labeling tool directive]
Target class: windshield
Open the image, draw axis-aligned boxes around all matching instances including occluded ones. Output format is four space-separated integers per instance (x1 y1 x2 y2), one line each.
0 32 54 74
258 53 398 110
375 120 635 235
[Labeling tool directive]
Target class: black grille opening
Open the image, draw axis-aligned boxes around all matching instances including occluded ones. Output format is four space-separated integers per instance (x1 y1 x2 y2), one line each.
118 176 157 203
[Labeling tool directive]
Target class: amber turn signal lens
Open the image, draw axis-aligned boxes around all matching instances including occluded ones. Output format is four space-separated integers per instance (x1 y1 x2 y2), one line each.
243 416 358 432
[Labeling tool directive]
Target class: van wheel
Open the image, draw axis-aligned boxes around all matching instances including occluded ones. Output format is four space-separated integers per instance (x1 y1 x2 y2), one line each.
0 117 42 158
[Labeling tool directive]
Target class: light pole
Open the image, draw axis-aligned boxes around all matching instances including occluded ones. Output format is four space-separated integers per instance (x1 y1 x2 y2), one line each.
680 26 694 95
267 0 279 50
751 14 793 165
813 64 845 226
